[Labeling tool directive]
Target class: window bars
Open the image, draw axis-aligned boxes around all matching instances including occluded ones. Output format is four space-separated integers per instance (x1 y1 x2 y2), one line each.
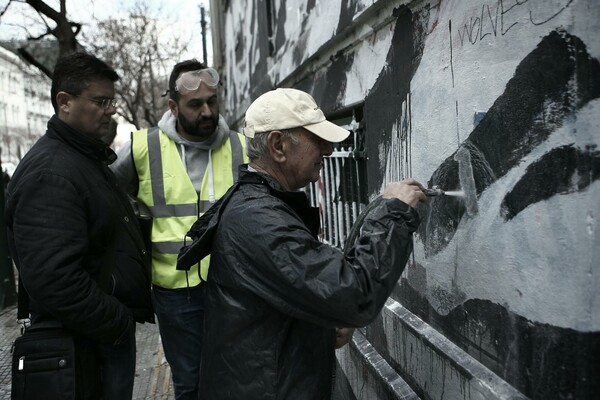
306 112 368 249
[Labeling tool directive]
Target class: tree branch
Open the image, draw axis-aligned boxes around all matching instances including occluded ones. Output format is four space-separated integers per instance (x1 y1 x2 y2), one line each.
25 0 62 21
28 30 53 41
17 47 53 78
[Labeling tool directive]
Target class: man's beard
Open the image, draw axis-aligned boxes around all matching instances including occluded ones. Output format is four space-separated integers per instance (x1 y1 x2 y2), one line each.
178 113 218 139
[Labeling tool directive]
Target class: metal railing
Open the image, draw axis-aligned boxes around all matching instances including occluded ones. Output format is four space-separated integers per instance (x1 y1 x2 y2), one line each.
306 126 367 249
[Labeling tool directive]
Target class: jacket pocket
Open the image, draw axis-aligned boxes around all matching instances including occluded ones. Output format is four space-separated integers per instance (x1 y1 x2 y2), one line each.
111 252 150 311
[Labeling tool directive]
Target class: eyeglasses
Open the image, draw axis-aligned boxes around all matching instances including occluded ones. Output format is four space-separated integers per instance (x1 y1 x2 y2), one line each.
71 94 117 109
175 68 220 92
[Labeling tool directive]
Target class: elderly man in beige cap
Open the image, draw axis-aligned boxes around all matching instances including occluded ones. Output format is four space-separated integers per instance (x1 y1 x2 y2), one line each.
178 88 426 400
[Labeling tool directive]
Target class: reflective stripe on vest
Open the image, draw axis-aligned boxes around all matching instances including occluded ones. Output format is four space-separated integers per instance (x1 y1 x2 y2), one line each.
132 127 247 288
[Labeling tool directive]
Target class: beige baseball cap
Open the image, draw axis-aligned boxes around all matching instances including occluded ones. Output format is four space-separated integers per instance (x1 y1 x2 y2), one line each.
243 88 350 143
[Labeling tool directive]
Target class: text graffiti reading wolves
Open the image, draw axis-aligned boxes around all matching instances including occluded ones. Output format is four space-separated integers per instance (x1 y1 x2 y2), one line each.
454 0 574 47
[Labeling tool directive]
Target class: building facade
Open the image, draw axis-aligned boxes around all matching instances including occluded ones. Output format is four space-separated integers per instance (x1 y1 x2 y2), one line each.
210 1 599 399
0 45 53 172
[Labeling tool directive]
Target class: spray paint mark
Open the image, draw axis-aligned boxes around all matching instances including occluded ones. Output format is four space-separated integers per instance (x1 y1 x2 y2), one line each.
454 0 574 47
455 101 460 144
501 144 600 220
303 51 354 113
337 0 361 35
246 0 277 96
274 2 288 52
453 146 479 217
449 20 455 88
529 0 574 26
420 30 600 257
364 5 427 195
468 30 600 178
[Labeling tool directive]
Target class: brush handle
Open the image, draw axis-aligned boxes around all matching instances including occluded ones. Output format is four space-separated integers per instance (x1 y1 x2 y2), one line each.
423 188 444 196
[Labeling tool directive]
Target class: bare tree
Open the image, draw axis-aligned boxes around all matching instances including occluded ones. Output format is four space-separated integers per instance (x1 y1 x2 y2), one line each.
86 3 188 129
1 0 83 77
2 0 193 129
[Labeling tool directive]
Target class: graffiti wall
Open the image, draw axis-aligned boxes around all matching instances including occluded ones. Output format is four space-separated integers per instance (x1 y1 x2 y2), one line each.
211 0 599 398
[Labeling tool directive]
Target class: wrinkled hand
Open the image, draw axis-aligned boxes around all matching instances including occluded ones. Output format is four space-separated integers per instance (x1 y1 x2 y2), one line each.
335 327 355 349
382 179 426 208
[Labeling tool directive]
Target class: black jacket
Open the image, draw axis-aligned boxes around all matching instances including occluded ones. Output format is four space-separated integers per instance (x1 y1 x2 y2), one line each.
5 116 153 345
181 166 420 400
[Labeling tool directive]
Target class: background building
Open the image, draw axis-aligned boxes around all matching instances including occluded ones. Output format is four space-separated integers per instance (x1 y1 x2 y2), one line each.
210 1 599 399
0 44 53 174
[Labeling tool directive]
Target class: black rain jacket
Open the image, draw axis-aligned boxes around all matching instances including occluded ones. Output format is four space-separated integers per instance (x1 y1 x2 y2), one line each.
178 165 420 400
5 115 153 345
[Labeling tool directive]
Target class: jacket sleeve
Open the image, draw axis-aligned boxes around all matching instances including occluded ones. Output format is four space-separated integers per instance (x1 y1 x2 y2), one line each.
110 139 139 198
217 197 420 328
9 172 132 345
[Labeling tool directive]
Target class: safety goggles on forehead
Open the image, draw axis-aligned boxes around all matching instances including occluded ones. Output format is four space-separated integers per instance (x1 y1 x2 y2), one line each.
175 68 220 92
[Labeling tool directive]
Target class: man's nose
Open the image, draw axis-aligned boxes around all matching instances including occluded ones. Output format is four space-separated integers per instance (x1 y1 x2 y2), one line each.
105 104 117 116
200 103 212 117
322 141 333 156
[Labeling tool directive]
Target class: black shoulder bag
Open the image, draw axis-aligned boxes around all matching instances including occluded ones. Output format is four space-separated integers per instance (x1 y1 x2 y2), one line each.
11 281 101 400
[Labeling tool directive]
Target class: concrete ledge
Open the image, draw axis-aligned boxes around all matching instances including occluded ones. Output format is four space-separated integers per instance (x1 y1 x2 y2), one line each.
336 328 419 399
380 298 528 400
336 299 528 399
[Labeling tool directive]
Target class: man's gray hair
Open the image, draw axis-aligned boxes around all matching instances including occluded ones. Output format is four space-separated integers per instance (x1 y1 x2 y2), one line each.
246 129 298 162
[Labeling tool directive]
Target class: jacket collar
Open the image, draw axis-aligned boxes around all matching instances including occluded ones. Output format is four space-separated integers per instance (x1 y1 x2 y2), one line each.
239 165 321 237
177 164 320 272
47 115 117 165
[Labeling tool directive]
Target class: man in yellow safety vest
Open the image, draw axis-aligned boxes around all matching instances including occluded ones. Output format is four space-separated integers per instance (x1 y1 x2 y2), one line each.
111 59 247 400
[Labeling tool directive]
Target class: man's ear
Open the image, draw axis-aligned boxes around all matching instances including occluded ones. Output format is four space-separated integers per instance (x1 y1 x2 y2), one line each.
168 99 178 117
55 92 72 115
267 130 287 163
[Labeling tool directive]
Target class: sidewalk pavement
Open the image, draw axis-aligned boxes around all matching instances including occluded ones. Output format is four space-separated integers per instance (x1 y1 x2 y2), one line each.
0 305 174 399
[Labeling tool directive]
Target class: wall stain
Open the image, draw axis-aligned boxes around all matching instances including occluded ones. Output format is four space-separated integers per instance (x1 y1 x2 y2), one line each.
275 1 287 51
248 0 275 99
295 52 354 115
363 5 428 196
337 0 360 35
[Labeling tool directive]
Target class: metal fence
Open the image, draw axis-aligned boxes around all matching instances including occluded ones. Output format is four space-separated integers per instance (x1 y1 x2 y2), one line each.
306 121 368 249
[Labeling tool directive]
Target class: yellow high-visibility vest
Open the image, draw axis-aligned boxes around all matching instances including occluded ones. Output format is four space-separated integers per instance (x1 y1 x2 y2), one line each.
132 127 247 288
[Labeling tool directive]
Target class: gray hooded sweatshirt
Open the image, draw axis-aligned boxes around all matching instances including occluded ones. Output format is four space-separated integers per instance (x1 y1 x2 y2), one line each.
111 110 232 199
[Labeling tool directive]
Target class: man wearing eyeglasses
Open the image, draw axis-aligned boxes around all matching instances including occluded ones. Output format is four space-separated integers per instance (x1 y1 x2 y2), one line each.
5 52 153 399
111 59 248 400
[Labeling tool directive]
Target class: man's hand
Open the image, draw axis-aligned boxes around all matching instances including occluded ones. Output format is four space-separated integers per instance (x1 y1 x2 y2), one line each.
335 327 355 349
382 179 426 208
